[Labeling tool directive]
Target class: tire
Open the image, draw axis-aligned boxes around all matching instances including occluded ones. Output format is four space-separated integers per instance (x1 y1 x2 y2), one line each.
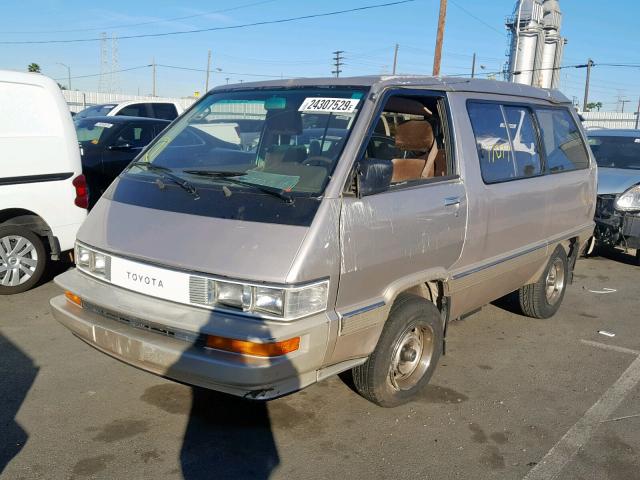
518 246 568 319
0 226 47 295
352 294 443 407
635 249 640 267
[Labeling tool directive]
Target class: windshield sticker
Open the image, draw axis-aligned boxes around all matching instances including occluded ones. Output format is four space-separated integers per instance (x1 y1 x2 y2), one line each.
94 122 113 128
298 97 360 114
239 170 300 191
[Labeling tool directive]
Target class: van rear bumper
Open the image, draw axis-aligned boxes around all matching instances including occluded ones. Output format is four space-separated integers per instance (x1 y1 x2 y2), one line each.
50 270 329 399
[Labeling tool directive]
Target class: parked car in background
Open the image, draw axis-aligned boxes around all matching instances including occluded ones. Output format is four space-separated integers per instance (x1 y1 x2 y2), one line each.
588 129 640 264
52 77 595 407
75 99 184 121
75 116 170 208
0 70 87 294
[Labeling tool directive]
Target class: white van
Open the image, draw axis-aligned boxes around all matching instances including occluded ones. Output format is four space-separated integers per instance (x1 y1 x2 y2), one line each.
75 99 185 121
0 70 87 294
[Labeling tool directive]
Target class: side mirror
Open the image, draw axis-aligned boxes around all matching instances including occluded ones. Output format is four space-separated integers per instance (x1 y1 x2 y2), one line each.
356 158 392 197
108 143 132 151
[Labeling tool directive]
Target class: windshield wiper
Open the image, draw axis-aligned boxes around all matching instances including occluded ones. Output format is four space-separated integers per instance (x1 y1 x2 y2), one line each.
129 162 200 200
184 169 294 204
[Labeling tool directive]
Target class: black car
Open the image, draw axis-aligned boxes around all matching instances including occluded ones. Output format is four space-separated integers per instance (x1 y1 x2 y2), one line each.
75 116 170 208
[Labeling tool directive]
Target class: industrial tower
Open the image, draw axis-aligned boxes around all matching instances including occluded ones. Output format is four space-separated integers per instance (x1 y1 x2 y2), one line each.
505 0 566 89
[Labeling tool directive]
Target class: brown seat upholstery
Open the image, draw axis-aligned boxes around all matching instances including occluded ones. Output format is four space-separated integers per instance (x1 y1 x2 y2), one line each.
391 120 438 183
433 150 447 177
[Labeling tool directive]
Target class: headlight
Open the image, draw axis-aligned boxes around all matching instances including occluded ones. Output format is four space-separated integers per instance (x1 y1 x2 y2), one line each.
254 286 285 316
75 242 110 280
76 244 91 268
615 184 640 212
197 279 329 320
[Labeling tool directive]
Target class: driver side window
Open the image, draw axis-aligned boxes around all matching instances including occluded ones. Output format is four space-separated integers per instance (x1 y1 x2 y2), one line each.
361 94 451 193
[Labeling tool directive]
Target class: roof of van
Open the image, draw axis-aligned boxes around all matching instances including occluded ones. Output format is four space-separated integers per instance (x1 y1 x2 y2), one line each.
0 69 60 89
211 75 570 104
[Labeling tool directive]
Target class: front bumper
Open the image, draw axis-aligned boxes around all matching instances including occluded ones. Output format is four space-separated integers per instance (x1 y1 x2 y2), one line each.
50 269 330 399
594 195 640 249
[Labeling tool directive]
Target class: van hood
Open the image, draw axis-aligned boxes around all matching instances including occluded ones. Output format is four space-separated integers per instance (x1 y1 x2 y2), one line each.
597 168 640 195
77 197 310 284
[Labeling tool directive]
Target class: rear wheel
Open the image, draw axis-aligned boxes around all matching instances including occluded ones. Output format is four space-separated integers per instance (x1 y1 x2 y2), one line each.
352 294 443 407
0 226 47 295
518 246 568 319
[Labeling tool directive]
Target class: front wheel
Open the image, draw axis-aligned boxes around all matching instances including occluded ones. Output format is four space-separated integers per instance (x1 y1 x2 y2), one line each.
518 246 568 319
352 294 443 407
0 226 47 295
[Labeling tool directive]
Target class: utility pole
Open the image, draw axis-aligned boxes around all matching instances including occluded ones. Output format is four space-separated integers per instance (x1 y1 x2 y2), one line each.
635 97 640 129
471 53 476 79
620 98 630 113
432 0 448 76
152 58 156 97
392 43 399 75
205 50 212 92
582 58 594 112
57 63 71 90
332 50 344 78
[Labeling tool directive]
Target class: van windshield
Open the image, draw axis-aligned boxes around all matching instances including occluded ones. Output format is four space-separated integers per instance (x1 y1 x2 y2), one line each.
132 88 366 195
588 135 640 170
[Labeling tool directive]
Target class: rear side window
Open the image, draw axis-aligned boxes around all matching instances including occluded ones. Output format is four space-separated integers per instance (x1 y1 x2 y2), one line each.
152 103 178 120
503 106 542 178
467 102 518 183
117 103 148 117
535 108 590 173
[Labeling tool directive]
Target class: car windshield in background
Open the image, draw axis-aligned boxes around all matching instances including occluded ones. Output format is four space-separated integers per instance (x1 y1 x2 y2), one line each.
74 119 113 145
75 104 116 119
131 88 367 195
589 135 640 170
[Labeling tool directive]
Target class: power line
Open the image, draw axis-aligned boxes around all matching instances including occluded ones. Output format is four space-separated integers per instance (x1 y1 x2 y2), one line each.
0 0 416 44
1 0 280 34
448 0 505 36
54 65 151 81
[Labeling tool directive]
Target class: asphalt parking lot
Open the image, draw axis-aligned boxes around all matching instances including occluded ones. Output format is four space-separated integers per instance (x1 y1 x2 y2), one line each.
1 252 639 480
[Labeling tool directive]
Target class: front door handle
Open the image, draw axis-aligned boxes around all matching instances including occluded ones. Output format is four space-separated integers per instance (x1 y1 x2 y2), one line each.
444 196 461 207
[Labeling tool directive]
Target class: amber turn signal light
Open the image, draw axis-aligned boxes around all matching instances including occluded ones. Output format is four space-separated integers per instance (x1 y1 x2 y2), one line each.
64 291 82 307
205 335 300 357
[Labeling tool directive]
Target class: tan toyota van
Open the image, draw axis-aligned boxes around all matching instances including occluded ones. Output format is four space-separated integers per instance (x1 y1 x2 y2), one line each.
51 76 596 407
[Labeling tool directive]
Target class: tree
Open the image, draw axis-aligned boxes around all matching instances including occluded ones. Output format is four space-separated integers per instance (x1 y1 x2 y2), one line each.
586 101 603 112
27 63 41 73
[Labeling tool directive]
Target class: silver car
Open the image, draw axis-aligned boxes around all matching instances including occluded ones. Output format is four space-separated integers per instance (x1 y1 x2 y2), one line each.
51 76 596 407
588 129 640 265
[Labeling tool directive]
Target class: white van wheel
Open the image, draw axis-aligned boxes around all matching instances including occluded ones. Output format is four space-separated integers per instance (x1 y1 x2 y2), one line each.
0 226 47 295
518 246 568 319
352 294 443 407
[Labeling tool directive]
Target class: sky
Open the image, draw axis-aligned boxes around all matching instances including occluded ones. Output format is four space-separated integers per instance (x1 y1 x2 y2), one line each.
0 0 638 111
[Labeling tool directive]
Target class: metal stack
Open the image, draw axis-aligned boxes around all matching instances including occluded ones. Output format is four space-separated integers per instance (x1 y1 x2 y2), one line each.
505 0 566 89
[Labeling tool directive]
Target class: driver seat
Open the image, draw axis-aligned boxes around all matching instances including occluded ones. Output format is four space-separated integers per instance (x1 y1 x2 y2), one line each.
391 120 438 183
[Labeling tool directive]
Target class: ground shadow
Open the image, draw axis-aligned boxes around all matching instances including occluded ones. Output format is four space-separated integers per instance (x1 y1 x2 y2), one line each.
0 334 39 475
492 291 524 316
168 313 301 480
592 246 639 267
179 388 280 480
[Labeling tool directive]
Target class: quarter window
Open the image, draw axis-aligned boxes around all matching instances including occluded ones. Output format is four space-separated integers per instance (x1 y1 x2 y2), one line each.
468 102 516 183
503 106 542 178
535 108 590 172
468 102 542 183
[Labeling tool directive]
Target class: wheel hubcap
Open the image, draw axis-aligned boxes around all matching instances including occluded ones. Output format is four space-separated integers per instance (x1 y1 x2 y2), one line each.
545 258 565 305
389 324 435 391
0 235 38 287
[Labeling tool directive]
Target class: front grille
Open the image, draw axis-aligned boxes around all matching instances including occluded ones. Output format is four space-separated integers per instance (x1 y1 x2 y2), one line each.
83 301 201 345
189 276 210 306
